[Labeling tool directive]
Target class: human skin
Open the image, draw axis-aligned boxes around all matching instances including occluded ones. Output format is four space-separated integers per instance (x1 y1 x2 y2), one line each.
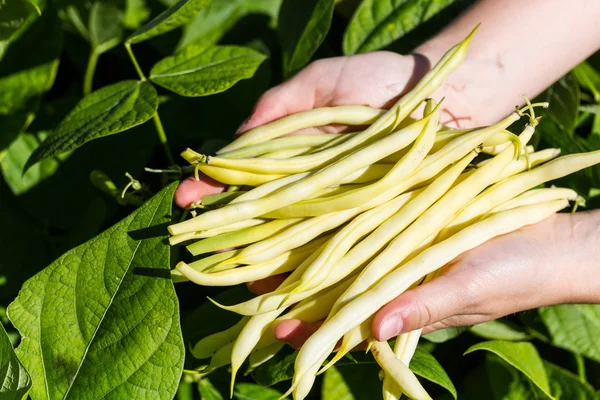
174 0 600 345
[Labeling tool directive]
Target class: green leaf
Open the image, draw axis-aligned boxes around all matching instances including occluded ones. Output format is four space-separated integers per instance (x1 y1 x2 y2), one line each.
7 183 184 400
177 0 245 50
343 0 456 55
485 355 535 400
0 323 31 398
465 340 552 399
278 0 334 77
0 110 34 152
322 366 354 400
544 361 597 400
126 0 210 44
410 347 457 399
0 131 64 195
573 62 600 102
150 45 266 97
25 80 158 169
470 320 531 342
233 383 285 400
88 1 124 53
422 326 467 343
250 349 296 387
198 378 224 400
539 304 600 363
0 10 62 115
0 0 39 41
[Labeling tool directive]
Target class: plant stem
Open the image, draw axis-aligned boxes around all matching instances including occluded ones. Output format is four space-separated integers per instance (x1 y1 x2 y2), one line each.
125 42 146 81
125 42 175 168
575 353 586 382
83 49 99 95
153 112 175 165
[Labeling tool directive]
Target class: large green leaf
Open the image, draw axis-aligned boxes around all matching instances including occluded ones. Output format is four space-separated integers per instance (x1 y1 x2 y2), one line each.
465 340 552 399
343 0 456 55
233 383 284 400
0 323 31 398
25 80 158 169
126 0 210 44
0 131 65 195
411 347 456 399
278 0 334 77
322 366 354 400
7 183 184 400
150 45 266 97
123 0 150 29
539 304 600 363
0 0 39 41
470 320 531 342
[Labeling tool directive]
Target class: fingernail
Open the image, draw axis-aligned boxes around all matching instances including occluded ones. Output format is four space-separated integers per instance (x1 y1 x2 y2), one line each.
235 117 250 136
378 314 403 341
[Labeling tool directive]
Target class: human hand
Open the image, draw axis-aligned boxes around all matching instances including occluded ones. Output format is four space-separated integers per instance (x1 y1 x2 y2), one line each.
274 210 600 348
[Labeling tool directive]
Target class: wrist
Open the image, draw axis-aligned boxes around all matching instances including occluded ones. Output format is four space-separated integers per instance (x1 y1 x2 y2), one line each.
411 40 505 128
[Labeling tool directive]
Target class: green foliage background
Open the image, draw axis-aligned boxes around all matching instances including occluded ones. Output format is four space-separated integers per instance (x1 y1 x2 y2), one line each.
1 0 600 398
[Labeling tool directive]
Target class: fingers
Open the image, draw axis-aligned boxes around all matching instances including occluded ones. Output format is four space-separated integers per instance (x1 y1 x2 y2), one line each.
372 274 476 341
246 274 288 295
174 175 227 209
274 319 323 350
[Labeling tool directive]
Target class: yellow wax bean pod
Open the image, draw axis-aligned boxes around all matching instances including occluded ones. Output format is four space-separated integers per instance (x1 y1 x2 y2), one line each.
260 147 313 159
186 218 302 256
383 330 423 400
227 241 333 394
169 113 433 235
170 249 240 283
177 237 327 286
372 341 432 400
486 187 579 215
218 105 385 153
271 111 521 218
206 341 234 372
319 318 372 374
219 133 344 159
192 218 268 239
277 99 440 219
196 164 285 186
190 317 249 359
232 172 311 203
440 149 600 239
291 200 567 399
337 163 393 184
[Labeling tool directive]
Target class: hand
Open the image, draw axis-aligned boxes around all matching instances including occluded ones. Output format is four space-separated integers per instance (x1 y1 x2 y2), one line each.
174 50 497 208
274 210 600 348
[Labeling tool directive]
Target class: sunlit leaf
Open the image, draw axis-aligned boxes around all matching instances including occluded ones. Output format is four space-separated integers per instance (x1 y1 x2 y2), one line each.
8 183 184 400
0 323 31 398
26 80 158 169
150 45 266 97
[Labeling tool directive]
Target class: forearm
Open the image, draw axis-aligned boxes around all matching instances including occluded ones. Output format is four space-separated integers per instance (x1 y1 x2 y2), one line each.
551 210 600 305
415 0 600 124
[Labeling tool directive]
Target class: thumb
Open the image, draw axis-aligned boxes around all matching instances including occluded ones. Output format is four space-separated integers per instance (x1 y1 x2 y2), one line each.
372 275 469 341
